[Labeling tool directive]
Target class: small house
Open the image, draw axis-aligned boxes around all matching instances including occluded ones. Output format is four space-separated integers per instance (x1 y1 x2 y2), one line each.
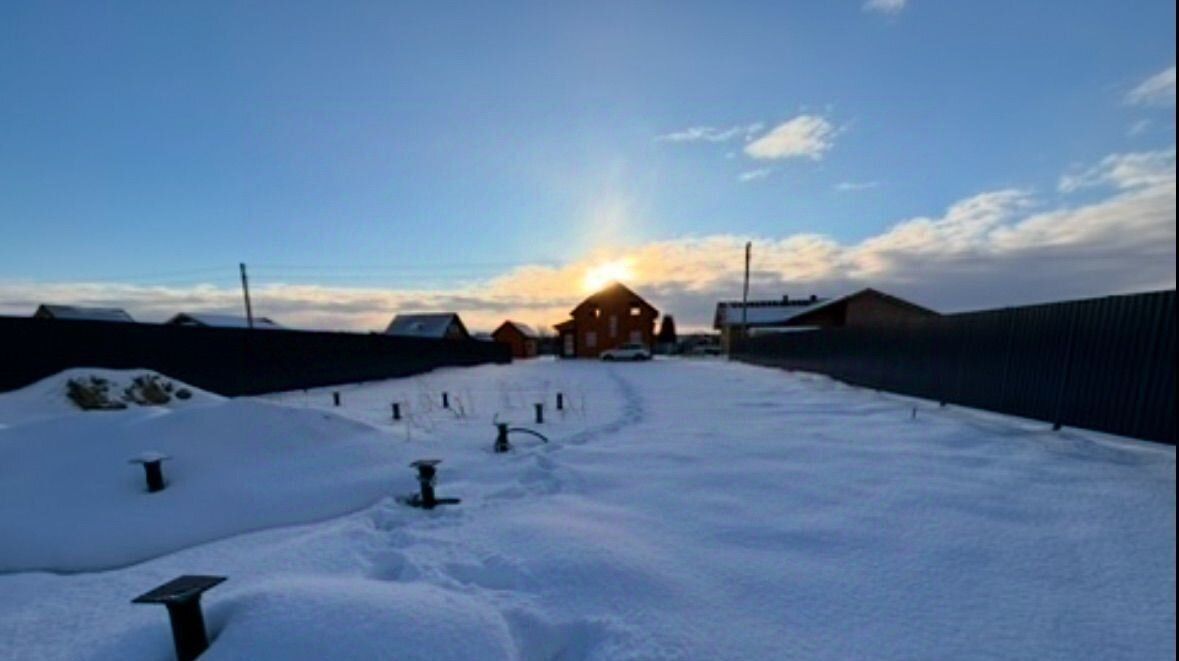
554 282 659 358
34 304 135 323
385 313 470 340
492 321 539 358
167 313 284 330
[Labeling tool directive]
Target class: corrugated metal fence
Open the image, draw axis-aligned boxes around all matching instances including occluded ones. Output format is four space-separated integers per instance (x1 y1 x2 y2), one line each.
731 290 1175 445
0 316 511 396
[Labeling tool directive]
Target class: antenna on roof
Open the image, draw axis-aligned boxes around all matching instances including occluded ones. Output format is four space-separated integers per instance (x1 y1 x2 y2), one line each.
239 263 255 330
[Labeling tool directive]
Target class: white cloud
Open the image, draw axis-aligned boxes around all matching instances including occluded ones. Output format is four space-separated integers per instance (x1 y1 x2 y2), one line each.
3 149 1173 332
847 189 1034 274
1126 66 1176 107
835 181 879 191
863 0 908 15
1127 119 1152 137
655 123 764 144
738 168 775 182
744 115 836 161
1058 148 1175 193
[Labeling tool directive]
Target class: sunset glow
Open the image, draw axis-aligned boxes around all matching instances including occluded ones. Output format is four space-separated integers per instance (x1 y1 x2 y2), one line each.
581 259 635 293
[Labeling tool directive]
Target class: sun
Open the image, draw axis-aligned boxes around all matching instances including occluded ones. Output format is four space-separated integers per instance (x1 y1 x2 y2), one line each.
582 259 635 293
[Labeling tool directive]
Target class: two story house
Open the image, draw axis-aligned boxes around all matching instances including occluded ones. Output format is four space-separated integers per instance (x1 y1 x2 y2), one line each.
554 282 659 358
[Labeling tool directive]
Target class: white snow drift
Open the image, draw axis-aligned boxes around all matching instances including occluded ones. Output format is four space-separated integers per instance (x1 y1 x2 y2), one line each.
0 370 403 572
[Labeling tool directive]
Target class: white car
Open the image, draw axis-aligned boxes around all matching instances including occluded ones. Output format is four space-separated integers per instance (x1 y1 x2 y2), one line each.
600 343 652 361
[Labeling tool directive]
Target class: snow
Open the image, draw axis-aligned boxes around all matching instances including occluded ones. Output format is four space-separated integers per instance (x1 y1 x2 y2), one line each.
0 367 222 426
0 359 1173 660
128 451 170 464
716 300 825 326
0 370 400 572
204 576 518 659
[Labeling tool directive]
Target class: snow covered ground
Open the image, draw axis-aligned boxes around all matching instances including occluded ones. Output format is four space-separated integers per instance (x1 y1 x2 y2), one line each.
0 359 1174 660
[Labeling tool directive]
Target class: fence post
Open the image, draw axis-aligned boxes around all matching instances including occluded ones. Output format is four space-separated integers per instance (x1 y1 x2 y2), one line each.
129 453 171 493
132 575 226 661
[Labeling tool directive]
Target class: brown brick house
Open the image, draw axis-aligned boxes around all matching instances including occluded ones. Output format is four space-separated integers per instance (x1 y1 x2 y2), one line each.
555 282 659 358
492 321 539 358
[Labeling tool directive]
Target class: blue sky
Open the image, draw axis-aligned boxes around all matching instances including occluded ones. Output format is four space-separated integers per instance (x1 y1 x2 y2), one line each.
0 1 1175 330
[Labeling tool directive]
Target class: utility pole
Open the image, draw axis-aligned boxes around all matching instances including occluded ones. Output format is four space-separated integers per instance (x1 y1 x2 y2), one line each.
239 262 255 329
741 241 751 342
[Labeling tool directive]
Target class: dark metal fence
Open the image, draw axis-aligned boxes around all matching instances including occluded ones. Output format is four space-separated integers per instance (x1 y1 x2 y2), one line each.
732 290 1175 445
0 316 511 396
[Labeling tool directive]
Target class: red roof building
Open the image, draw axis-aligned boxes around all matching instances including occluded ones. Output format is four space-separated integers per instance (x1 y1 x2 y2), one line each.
492 321 539 358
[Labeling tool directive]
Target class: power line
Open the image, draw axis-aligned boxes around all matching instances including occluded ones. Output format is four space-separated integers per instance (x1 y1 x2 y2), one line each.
27 275 239 287
61 266 232 282
250 260 563 271
14 257 571 286
249 272 503 282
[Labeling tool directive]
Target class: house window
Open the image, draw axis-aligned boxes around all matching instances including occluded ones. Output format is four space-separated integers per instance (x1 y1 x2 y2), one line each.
563 334 574 355
592 306 601 318
609 315 618 338
628 330 642 344
629 304 641 317
585 331 597 348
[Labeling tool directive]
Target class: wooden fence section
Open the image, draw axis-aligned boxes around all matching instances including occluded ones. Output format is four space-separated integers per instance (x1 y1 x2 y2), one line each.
0 316 511 396
732 290 1175 445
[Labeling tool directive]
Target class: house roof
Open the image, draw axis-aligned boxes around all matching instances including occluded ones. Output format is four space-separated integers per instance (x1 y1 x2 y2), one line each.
713 288 937 329
713 297 827 329
570 281 658 316
494 320 538 339
793 288 938 325
167 313 284 329
385 313 468 339
35 305 135 323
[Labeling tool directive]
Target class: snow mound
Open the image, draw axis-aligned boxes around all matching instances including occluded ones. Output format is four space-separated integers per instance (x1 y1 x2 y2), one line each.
0 397 406 572
200 577 517 660
0 368 222 426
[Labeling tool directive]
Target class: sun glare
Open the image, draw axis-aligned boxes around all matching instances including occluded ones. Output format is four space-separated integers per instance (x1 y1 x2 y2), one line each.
582 259 635 293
